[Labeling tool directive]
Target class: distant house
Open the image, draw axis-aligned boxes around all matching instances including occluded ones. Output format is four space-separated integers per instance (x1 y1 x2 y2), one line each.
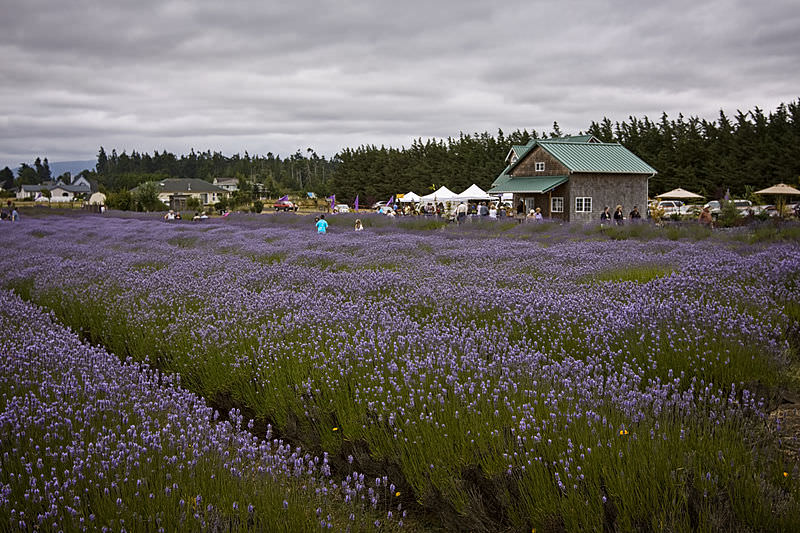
71 175 94 191
16 181 90 202
488 135 656 222
16 184 45 200
131 178 229 208
213 177 239 193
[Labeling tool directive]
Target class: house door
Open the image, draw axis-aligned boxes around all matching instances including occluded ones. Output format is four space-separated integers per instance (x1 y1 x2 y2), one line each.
525 198 536 214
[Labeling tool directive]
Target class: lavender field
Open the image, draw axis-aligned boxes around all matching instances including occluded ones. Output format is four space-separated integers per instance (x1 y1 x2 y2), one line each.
2 211 800 531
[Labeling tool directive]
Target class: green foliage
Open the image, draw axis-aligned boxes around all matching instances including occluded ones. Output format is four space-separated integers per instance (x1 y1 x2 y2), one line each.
186 197 201 211
132 181 163 212
588 264 674 283
106 189 133 211
718 200 742 227
589 101 800 199
252 200 264 213
59 98 800 207
15 163 38 186
0 166 13 189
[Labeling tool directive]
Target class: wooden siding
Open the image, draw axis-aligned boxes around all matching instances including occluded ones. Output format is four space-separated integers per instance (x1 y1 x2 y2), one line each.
511 146 569 177
568 173 649 223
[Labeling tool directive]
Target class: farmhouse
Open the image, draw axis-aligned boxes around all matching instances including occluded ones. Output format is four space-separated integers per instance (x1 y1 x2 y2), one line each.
132 178 229 209
212 177 239 192
488 135 656 222
16 181 91 202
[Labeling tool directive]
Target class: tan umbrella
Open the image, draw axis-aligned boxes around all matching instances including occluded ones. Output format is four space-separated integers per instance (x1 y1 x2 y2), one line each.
656 188 704 199
754 183 800 217
754 183 800 195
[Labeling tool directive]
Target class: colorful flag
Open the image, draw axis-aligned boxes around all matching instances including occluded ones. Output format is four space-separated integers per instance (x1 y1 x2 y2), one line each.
327 194 335 210
354 195 359 212
278 194 289 202
386 195 394 208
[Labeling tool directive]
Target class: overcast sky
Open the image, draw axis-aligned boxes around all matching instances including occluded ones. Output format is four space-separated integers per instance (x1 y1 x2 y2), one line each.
1 0 798 170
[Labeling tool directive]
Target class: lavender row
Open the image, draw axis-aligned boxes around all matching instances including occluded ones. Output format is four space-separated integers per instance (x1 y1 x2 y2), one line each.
0 289 403 531
2 213 799 530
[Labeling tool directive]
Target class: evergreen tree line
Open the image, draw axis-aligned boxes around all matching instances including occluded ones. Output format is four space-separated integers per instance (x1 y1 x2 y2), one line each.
91 147 335 197
5 99 798 205
587 100 800 199
1 157 53 190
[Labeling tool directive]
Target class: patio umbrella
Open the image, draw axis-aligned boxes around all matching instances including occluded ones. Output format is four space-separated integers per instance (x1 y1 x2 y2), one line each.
754 183 800 217
655 188 704 200
754 183 800 195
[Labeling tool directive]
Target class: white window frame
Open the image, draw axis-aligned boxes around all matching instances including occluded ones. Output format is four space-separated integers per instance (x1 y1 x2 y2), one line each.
535 162 545 172
525 198 536 213
551 196 564 213
575 197 592 213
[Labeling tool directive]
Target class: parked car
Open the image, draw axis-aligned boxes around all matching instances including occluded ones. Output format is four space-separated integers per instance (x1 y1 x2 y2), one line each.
760 205 781 217
704 200 721 216
273 200 298 212
704 199 752 218
370 201 388 210
334 204 350 213
733 199 753 215
657 200 693 216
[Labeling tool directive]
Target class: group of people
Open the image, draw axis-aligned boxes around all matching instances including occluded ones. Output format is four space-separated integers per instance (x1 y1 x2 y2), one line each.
163 210 214 221
314 215 366 234
378 201 513 220
600 205 642 226
0 201 19 221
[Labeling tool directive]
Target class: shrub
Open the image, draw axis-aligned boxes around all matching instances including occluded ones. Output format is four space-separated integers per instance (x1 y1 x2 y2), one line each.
187 197 201 211
718 200 742 227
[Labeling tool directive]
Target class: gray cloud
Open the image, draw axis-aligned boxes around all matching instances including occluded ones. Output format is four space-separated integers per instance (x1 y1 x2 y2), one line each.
1 0 798 170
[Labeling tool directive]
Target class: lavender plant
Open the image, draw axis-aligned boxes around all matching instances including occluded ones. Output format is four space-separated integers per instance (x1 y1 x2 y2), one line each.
1 213 798 531
0 291 402 531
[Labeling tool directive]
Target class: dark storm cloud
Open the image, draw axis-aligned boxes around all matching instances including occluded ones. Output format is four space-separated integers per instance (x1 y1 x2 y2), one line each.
1 0 798 169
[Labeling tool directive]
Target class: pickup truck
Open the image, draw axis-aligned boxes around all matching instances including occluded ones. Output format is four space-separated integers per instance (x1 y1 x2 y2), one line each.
273 200 298 212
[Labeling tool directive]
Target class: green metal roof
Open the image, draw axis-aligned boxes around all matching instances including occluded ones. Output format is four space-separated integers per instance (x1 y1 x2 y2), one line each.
537 140 656 174
507 135 597 168
510 145 530 159
488 175 568 194
506 140 656 175
545 134 599 143
492 165 512 187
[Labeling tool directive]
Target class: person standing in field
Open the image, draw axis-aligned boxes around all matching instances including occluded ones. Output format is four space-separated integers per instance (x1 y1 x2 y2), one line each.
613 205 625 225
698 206 714 227
316 214 328 234
600 206 611 226
354 219 363 231
629 206 641 221
455 202 468 224
534 207 543 221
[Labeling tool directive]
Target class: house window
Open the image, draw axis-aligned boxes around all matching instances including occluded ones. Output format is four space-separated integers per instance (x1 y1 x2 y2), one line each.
551 197 564 213
575 197 592 213
535 162 545 172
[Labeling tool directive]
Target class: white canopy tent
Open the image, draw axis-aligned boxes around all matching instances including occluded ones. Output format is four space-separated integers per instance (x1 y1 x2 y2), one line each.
399 191 422 203
420 186 459 204
456 184 493 201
